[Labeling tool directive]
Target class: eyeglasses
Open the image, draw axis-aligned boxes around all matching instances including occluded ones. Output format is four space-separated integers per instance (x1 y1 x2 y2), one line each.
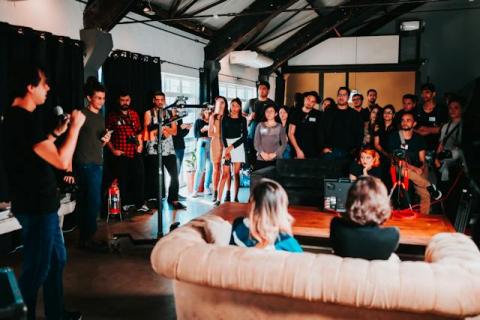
384 111 394 115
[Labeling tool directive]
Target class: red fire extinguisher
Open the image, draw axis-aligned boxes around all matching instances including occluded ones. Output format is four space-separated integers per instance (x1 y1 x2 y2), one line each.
108 179 121 216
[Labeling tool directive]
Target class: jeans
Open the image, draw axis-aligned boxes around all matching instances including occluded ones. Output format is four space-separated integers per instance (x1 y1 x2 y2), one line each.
75 164 102 241
193 138 213 192
175 148 185 174
16 212 66 320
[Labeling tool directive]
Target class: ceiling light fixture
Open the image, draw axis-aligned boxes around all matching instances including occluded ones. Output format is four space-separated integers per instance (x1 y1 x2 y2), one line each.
143 0 155 16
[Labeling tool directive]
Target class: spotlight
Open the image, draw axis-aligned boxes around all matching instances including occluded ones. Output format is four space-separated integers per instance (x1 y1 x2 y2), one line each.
143 1 155 16
399 20 422 32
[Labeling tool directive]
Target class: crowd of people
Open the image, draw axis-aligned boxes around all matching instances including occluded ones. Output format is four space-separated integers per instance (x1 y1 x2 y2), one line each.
1 63 468 319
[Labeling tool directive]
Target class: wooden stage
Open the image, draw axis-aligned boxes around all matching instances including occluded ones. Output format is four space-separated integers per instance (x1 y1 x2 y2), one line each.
211 203 456 247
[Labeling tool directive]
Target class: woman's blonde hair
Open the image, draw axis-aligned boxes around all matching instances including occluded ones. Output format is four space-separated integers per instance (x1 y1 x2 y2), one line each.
248 179 293 248
343 176 391 225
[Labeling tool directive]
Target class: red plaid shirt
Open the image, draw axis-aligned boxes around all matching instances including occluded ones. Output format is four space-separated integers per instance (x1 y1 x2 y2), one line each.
106 110 142 158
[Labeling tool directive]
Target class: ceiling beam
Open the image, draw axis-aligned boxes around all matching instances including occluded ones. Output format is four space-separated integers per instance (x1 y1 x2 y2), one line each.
351 2 425 36
169 0 183 17
204 0 298 61
130 2 214 39
187 0 229 17
83 0 136 31
176 0 200 17
263 1 392 74
241 3 310 50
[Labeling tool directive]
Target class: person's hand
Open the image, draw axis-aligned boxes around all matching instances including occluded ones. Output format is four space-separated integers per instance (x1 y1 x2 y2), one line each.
247 112 255 122
112 149 123 157
260 151 269 160
101 130 112 143
181 123 192 130
226 145 234 154
70 109 86 130
63 174 75 185
53 114 70 136
136 144 143 153
201 125 209 132
434 159 442 169
295 149 305 159
268 153 277 161
322 148 332 154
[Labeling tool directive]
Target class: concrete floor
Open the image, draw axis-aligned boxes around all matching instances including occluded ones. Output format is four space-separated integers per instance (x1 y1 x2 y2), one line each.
0 187 250 320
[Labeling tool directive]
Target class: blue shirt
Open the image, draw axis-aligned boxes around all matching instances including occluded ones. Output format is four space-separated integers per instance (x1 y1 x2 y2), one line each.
230 217 303 253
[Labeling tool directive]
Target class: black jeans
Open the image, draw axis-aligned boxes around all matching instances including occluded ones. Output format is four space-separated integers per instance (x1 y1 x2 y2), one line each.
112 153 145 207
144 154 179 202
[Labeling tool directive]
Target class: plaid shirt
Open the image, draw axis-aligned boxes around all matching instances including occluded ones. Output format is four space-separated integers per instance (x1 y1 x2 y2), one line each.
106 109 142 158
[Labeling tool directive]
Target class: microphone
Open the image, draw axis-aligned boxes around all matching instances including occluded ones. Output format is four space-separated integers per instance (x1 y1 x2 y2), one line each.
53 106 69 122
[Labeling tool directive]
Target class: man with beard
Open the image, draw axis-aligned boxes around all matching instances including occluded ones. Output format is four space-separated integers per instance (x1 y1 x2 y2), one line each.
387 112 442 215
244 80 276 167
394 93 418 128
414 83 448 154
106 91 148 213
142 91 186 210
367 88 381 111
322 87 363 161
351 93 369 122
288 91 323 159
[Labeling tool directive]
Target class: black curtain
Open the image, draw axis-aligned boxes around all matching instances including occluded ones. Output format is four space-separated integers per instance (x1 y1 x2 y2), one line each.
0 22 84 201
102 50 162 117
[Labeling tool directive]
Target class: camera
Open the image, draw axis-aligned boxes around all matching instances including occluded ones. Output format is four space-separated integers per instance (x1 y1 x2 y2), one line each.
176 95 188 106
437 149 453 160
392 148 407 160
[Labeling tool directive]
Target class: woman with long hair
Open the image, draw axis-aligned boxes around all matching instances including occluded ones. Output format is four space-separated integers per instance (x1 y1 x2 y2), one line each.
208 96 230 203
216 98 247 205
192 107 213 197
363 106 380 147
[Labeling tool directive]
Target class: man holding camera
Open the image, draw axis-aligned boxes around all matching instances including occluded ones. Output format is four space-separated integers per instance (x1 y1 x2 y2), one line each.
387 112 442 215
106 91 148 213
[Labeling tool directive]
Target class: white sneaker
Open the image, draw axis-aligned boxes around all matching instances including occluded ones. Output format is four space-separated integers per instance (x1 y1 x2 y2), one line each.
122 204 135 212
137 204 150 213
203 189 212 196
191 192 199 198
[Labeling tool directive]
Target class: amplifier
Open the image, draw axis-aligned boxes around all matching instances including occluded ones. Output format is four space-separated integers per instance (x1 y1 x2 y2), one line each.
323 178 352 212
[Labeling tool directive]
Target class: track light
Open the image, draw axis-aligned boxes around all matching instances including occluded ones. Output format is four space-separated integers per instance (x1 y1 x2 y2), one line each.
143 0 155 16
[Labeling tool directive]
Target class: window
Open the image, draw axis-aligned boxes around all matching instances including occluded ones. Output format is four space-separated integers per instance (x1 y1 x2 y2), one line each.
219 82 257 106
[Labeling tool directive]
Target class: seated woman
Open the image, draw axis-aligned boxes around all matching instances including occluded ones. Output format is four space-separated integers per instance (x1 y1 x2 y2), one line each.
230 179 303 252
349 147 383 181
330 176 399 260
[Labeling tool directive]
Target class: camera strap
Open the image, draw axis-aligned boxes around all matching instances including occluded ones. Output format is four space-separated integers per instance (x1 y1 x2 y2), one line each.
442 121 460 146
399 130 406 148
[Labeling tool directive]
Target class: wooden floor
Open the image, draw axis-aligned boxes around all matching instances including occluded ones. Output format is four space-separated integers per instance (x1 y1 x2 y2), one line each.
211 202 456 246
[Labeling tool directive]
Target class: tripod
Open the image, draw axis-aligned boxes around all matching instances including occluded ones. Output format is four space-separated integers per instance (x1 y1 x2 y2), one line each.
389 159 414 212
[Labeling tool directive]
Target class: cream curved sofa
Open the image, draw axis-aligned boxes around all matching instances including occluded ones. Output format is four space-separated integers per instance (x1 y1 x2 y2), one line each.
151 214 480 319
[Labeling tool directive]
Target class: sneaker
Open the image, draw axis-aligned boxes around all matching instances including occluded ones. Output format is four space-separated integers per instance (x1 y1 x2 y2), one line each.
169 222 180 232
169 201 187 210
63 310 83 320
214 200 221 207
427 184 443 200
137 204 150 213
191 191 199 198
122 204 135 212
234 198 239 203
212 191 218 202
203 189 212 196
225 191 231 202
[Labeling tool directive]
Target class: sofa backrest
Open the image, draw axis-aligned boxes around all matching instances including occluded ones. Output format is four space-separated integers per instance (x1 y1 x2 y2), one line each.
151 214 480 318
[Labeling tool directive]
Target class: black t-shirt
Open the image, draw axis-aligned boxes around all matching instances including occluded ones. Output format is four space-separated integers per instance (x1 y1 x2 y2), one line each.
349 162 383 179
323 107 363 151
75 108 105 165
194 119 208 138
246 98 276 138
330 217 400 260
414 104 448 150
289 107 323 158
387 130 426 167
2 107 60 215
374 123 396 152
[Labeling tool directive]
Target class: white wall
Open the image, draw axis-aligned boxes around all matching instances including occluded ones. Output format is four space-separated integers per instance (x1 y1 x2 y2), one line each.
0 0 205 77
288 35 399 66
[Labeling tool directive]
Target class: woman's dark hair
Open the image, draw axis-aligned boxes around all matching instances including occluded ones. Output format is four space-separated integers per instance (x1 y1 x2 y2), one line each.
383 104 395 115
279 105 289 114
230 98 242 114
10 63 45 99
322 97 336 110
214 96 228 119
